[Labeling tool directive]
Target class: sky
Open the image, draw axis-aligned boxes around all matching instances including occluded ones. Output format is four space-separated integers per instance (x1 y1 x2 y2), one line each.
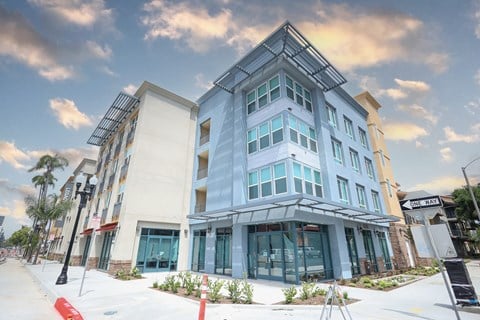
1 0 480 237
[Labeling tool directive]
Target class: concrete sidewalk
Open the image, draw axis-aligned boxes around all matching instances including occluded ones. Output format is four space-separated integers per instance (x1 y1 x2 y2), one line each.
20 258 480 319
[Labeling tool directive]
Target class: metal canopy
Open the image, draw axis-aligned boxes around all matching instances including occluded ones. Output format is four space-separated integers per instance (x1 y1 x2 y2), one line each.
213 21 346 94
87 92 140 146
188 193 399 225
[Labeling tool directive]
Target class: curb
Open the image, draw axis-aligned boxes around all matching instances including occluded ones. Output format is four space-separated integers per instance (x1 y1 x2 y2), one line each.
54 297 84 320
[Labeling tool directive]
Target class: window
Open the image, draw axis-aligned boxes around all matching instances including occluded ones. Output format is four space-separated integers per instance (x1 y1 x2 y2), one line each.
326 104 337 128
356 185 367 209
246 75 281 114
332 139 344 164
379 149 386 166
292 162 323 197
269 75 280 101
271 116 283 144
248 162 287 200
365 158 375 180
372 191 381 213
247 129 257 154
285 74 312 112
247 115 283 154
288 115 316 152
259 122 270 150
248 171 258 200
337 177 350 204
359 128 368 149
349 149 360 173
260 167 272 197
344 117 354 139
386 179 393 197
274 163 287 194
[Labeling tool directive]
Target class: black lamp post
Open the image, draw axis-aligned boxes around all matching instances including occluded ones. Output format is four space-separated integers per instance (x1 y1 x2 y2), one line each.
56 173 97 285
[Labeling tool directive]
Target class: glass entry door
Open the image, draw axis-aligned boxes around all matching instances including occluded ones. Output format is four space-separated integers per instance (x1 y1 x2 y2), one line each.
145 237 173 271
80 235 91 266
256 233 284 280
362 230 378 273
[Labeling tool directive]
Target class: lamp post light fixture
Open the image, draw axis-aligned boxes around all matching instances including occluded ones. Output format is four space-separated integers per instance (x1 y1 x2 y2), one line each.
461 156 480 222
56 173 97 285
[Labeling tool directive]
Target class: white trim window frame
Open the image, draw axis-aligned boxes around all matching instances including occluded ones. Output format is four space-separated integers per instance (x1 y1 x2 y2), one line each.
248 171 259 200
269 75 280 102
292 161 323 197
344 116 354 140
247 128 258 154
332 138 344 164
273 163 287 194
247 74 281 115
349 149 360 173
359 127 369 150
356 184 367 209
372 191 381 213
337 177 350 204
365 157 375 180
249 162 287 200
285 74 313 112
326 104 338 128
259 122 270 150
271 115 283 145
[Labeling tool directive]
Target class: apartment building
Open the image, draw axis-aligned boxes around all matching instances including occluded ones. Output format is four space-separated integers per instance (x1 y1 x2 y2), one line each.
81 81 197 274
50 158 96 264
188 22 398 284
354 92 415 269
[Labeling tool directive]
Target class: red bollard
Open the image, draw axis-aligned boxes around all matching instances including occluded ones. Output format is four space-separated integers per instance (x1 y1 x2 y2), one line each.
198 274 208 320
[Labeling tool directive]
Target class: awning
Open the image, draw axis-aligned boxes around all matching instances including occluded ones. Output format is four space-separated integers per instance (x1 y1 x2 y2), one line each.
96 222 118 232
80 228 93 235
188 193 399 225
213 21 346 94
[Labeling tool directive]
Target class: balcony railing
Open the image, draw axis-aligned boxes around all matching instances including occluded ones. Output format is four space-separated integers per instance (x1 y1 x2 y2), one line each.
197 168 208 180
98 180 105 193
195 203 206 213
105 152 111 163
120 163 129 181
96 160 103 174
200 134 210 146
101 208 108 225
114 144 121 157
112 202 122 222
126 129 135 146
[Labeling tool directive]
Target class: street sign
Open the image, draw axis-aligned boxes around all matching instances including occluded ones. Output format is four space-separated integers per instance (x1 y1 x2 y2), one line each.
400 195 442 210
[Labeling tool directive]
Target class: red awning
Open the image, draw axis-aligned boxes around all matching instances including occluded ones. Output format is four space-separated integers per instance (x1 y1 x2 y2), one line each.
96 222 118 232
80 228 93 235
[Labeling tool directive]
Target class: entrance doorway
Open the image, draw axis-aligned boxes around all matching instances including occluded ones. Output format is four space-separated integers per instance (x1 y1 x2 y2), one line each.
80 235 91 266
256 233 284 280
136 228 179 272
362 230 378 273
98 231 115 271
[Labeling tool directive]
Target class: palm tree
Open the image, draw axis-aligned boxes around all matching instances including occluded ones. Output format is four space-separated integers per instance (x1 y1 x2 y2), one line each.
25 194 74 264
25 154 69 262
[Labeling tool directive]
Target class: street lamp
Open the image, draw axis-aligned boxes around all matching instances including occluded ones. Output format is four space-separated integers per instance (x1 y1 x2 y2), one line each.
56 173 97 285
461 156 480 222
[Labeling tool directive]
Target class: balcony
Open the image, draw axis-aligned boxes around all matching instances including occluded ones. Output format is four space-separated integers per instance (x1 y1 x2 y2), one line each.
120 163 129 181
199 119 210 146
107 174 115 189
105 152 111 164
98 180 105 193
114 143 121 158
96 160 103 174
197 168 208 180
101 208 108 225
194 188 207 213
82 216 89 230
197 150 209 180
200 134 210 146
126 129 135 146
112 202 122 222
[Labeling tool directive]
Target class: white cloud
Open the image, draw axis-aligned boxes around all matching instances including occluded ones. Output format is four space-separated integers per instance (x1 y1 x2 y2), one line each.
474 0 480 39
0 141 31 169
194 73 213 91
122 84 138 95
440 126 479 144
0 6 74 81
383 122 428 141
28 0 114 28
100 66 117 77
49 98 93 130
410 176 468 194
86 40 112 60
382 88 407 100
415 141 423 148
142 0 233 53
394 79 430 92
475 69 480 86
465 98 480 115
440 147 453 163
397 104 438 124
424 53 449 74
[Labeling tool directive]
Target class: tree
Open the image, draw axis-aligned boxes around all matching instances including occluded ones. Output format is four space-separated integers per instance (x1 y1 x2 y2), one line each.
25 154 69 262
452 185 480 224
25 194 74 264
6 226 32 248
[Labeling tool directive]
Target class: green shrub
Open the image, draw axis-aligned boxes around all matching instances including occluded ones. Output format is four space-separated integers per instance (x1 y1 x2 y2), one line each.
208 279 225 303
299 281 316 300
241 280 254 304
282 286 297 304
342 291 348 300
314 287 327 296
226 279 242 303
152 280 159 289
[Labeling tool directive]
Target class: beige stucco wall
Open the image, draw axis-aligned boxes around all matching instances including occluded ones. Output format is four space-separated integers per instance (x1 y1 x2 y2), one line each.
111 86 197 270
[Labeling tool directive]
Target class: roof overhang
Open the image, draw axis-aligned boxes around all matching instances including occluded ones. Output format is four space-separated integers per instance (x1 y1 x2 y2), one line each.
96 222 118 232
87 92 140 146
80 228 93 235
213 21 346 94
188 193 399 225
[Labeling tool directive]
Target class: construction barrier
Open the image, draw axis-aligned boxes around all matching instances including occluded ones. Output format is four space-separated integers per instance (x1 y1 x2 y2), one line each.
198 274 208 320
54 297 84 320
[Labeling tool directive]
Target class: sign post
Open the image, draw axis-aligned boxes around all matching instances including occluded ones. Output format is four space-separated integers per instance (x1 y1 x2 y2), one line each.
401 196 461 320
79 215 101 297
